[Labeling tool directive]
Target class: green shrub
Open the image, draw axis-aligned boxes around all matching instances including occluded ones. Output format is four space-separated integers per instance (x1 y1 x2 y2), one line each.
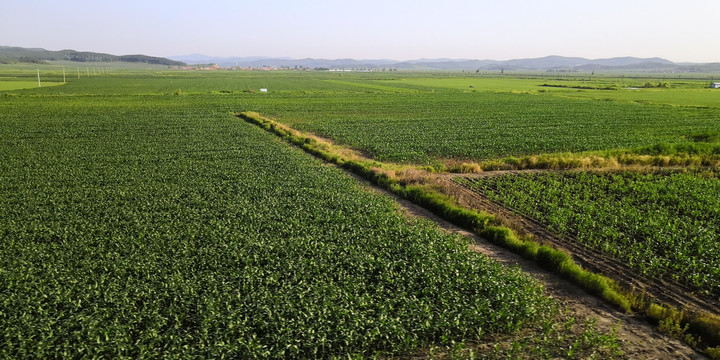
537 245 571 272
687 313 720 347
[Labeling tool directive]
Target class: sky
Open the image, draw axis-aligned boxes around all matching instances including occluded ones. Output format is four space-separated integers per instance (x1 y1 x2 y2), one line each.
2 0 719 63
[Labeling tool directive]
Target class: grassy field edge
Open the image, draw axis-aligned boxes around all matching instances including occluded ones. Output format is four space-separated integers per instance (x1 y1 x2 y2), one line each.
236 111 720 357
443 143 720 173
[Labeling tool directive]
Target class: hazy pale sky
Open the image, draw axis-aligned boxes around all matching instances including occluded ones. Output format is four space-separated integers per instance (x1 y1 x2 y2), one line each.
2 0 718 62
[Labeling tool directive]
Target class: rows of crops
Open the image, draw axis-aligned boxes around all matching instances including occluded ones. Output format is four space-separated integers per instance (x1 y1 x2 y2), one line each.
0 91 596 358
8 71 405 96
247 91 720 164
457 171 720 298
20 71 720 166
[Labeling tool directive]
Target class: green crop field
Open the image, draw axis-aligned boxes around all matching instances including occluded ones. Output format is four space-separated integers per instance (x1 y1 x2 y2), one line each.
255 91 719 164
152 72 716 165
0 68 626 358
457 170 720 298
377 76 566 92
0 80 64 90
562 87 720 108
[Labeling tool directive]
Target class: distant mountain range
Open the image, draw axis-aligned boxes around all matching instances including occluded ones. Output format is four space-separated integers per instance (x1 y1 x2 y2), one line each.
0 46 185 66
170 54 720 72
3 46 718 72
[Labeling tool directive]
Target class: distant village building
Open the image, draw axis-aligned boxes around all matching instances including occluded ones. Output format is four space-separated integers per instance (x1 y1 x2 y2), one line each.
711 83 720 89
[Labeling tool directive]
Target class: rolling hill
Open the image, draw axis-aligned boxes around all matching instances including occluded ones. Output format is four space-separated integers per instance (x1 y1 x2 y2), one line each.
0 46 185 66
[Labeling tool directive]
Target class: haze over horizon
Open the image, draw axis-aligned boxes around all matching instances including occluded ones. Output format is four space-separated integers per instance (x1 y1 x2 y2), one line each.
2 0 718 63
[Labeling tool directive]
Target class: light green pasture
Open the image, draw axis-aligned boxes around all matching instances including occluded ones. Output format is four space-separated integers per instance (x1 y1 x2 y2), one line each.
0 81 65 91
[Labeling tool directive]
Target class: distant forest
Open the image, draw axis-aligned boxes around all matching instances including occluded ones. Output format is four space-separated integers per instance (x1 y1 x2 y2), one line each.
0 46 185 66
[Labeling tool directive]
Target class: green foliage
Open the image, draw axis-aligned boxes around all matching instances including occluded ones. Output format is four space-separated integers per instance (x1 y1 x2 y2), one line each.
460 170 720 298
243 110 640 325
657 309 700 347
398 185 494 231
0 87 562 358
480 226 522 251
687 313 720 349
643 81 670 88
536 245 571 272
688 131 720 144
11 68 706 357
646 302 720 351
260 90 720 164
242 109 637 353
708 346 720 359
429 316 623 359
455 162 483 173
630 141 720 156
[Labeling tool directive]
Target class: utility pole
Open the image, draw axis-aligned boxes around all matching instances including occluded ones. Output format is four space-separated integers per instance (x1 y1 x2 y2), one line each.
63 67 66 83
37 68 41 87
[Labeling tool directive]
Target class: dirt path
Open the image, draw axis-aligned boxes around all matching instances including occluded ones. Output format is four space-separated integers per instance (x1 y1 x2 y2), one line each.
350 173 707 359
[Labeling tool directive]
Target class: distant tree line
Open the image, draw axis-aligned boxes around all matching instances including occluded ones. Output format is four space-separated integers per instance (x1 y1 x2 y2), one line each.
0 56 45 64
